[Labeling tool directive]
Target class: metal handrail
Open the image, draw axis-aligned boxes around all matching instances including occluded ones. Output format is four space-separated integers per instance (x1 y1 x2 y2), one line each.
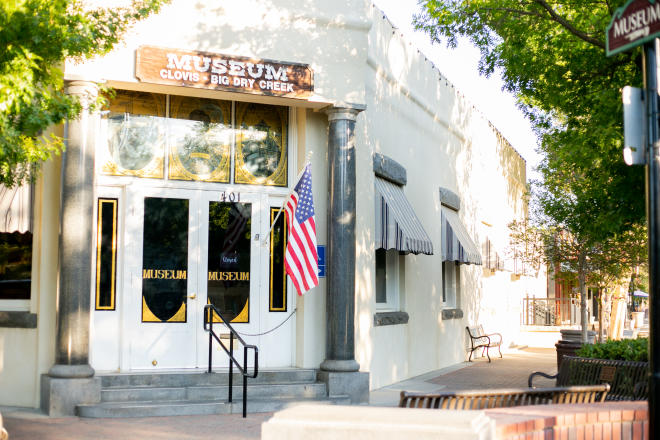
203 304 259 418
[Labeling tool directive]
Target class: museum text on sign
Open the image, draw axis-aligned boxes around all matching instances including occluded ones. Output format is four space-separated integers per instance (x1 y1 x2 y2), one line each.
607 0 660 56
136 46 313 98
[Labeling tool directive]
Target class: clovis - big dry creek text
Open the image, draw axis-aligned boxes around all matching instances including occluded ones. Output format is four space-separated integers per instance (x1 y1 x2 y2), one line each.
161 53 295 93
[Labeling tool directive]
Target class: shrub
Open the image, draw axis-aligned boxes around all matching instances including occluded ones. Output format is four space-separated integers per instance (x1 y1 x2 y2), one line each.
576 338 648 362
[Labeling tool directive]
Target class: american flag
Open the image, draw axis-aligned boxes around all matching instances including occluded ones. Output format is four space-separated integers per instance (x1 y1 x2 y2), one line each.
284 163 319 295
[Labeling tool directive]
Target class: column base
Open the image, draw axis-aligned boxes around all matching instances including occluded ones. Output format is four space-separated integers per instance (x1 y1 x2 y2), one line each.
40 374 101 416
320 359 360 372
48 363 95 378
318 370 369 404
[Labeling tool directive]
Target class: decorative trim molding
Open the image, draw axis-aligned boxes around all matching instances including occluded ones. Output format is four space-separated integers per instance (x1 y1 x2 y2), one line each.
325 106 364 122
373 153 407 186
374 311 409 326
441 308 463 320
439 187 460 211
0 311 38 328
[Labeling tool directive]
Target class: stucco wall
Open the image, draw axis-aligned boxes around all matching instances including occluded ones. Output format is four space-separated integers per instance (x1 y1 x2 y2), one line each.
66 0 371 107
0 141 60 407
360 7 546 389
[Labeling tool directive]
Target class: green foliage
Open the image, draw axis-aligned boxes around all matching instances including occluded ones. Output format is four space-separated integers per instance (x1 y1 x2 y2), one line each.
0 0 167 187
415 0 645 240
576 338 649 362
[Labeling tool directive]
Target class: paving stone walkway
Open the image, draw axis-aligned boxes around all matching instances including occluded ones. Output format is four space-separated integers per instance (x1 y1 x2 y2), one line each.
2 411 270 440
2 348 557 439
369 347 557 406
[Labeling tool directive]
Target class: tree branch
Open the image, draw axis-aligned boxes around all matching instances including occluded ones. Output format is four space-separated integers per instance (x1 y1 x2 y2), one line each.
531 0 606 49
481 7 544 18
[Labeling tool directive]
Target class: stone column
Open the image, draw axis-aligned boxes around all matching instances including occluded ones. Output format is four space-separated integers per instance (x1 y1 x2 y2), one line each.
41 80 101 415
318 106 369 403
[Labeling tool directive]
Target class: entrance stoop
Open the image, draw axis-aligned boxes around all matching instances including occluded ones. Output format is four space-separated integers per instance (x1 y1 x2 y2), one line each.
76 369 349 418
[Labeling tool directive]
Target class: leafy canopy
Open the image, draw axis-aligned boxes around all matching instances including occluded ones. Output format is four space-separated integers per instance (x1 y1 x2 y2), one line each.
414 0 645 244
0 0 167 187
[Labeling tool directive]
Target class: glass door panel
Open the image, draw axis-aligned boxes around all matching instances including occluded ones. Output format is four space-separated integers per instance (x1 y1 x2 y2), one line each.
207 201 252 323
197 192 261 369
141 197 189 323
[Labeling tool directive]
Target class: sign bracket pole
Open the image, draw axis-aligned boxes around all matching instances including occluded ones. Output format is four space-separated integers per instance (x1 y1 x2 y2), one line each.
643 38 660 439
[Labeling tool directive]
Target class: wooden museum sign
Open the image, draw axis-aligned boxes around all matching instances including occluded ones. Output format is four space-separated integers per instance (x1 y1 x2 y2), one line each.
607 0 660 56
136 45 313 98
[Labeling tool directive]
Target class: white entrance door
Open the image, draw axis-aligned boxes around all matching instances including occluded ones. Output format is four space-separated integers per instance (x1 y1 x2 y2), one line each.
195 190 262 369
123 186 292 370
194 192 295 369
125 187 202 369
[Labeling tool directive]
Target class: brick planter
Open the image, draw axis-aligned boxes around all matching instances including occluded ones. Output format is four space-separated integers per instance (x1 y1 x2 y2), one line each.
488 401 648 440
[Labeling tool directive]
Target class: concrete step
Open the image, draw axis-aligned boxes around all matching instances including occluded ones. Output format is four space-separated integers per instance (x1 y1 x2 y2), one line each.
77 395 351 418
188 382 327 400
101 382 328 402
98 369 317 388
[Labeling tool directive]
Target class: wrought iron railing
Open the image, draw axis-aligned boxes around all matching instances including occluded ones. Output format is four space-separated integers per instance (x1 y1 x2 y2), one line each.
204 304 259 418
522 297 580 326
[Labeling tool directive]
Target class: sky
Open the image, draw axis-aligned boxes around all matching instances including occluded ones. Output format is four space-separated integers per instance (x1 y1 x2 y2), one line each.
372 0 542 181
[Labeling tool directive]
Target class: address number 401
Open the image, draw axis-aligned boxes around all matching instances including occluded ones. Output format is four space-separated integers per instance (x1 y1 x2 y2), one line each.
220 191 241 202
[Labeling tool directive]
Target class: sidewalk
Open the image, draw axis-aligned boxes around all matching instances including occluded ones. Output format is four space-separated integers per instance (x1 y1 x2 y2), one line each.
2 348 557 439
370 347 557 406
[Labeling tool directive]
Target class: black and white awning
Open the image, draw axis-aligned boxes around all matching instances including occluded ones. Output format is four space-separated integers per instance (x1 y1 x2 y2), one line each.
375 177 433 255
441 206 481 265
0 183 32 233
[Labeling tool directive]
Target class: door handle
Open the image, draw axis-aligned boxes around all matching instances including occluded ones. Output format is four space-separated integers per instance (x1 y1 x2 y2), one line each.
188 293 197 300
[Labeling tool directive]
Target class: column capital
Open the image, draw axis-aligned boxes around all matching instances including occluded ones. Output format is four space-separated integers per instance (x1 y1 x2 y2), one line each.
65 80 99 109
324 104 366 122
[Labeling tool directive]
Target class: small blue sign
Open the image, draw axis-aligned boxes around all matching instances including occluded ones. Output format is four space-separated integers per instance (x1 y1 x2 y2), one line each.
317 245 326 278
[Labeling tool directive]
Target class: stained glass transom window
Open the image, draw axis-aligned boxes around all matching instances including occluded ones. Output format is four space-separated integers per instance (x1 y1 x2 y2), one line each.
101 91 288 187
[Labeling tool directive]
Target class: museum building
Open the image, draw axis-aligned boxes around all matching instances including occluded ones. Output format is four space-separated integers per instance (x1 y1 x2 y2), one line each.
0 0 544 415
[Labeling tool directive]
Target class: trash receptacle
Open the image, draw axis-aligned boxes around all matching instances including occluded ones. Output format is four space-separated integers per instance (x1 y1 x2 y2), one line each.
555 329 596 370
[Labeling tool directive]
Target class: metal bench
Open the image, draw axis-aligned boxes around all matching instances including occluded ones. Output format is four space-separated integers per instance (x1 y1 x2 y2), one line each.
528 356 648 401
398 384 610 410
466 325 502 362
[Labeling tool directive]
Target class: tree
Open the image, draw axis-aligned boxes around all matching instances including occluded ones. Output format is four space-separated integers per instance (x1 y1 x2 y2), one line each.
0 0 168 187
509 180 647 341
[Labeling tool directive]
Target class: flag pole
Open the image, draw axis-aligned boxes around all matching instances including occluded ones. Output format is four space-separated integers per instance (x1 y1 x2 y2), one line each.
261 153 312 245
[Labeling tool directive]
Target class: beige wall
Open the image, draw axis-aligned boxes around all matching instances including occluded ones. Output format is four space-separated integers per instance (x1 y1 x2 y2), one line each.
66 0 371 107
360 8 546 389
0 139 60 407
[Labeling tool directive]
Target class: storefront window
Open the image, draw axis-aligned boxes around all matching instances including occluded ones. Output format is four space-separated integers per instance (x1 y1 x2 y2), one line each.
0 231 32 300
100 90 167 178
269 207 287 312
235 102 288 186
95 198 117 310
168 96 231 182
101 91 288 186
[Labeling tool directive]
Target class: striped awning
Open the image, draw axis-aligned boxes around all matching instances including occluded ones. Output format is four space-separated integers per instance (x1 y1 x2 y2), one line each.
441 206 481 265
375 177 433 255
0 183 32 233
